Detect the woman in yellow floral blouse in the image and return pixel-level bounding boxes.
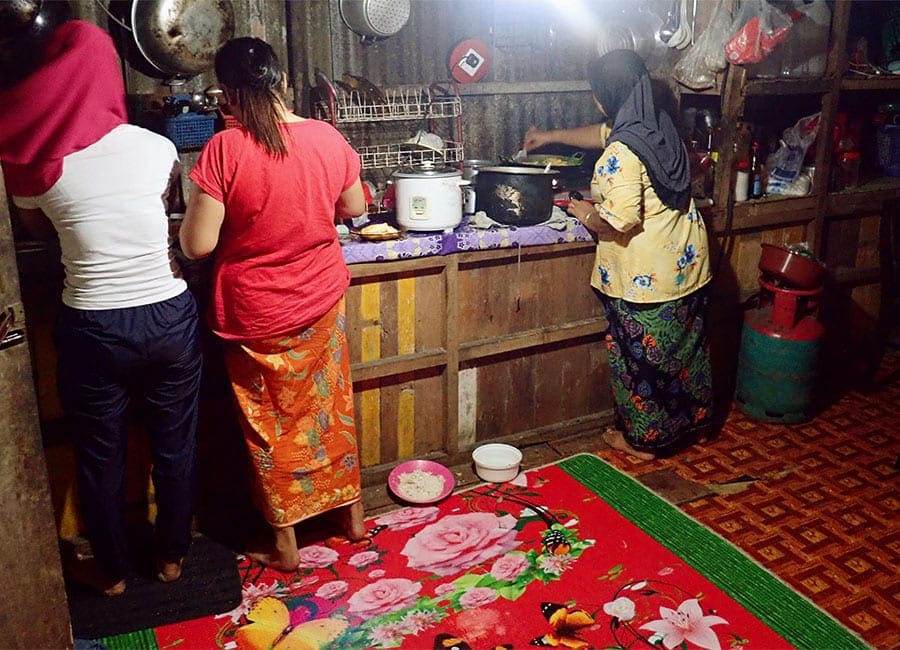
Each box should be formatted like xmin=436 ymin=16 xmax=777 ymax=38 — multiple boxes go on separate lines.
xmin=523 ymin=50 xmax=712 ymax=460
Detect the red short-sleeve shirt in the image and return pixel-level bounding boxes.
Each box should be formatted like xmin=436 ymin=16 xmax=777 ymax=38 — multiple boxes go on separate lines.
xmin=189 ymin=120 xmax=360 ymax=340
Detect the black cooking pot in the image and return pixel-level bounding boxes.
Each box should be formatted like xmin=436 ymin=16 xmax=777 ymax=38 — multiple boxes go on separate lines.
xmin=0 ymin=0 xmax=72 ymax=89
xmin=475 ymin=166 xmax=560 ymax=226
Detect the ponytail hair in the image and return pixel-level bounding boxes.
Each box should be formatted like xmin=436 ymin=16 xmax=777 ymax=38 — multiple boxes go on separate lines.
xmin=215 ymin=37 xmax=288 ymax=157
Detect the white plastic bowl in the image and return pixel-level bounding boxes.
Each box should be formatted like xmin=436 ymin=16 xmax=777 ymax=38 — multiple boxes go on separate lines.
xmin=472 ymin=443 xmax=522 ymax=483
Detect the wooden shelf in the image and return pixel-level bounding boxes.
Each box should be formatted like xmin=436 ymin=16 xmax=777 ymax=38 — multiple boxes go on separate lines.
xmin=743 ymin=77 xmax=834 ymax=96
xmin=705 ymin=195 xmax=820 ymax=232
xmin=840 ymin=76 xmax=900 ymax=91
xmin=455 ymin=81 xmax=590 ymax=97
xmin=826 ymin=177 xmax=900 ymax=215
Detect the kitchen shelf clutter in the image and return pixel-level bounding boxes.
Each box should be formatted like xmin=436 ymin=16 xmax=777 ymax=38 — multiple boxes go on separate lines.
xmin=690 ymin=0 xmax=900 ymax=240
xmin=312 ymin=78 xmax=465 ymax=172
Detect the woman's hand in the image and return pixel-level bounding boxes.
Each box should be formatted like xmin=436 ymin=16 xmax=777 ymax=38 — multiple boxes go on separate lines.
xmin=566 ymin=198 xmax=595 ymax=227
xmin=523 ymin=126 xmax=552 ymax=153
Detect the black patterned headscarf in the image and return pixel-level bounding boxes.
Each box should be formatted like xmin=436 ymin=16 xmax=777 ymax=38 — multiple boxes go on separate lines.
xmin=588 ymin=50 xmax=691 ymax=211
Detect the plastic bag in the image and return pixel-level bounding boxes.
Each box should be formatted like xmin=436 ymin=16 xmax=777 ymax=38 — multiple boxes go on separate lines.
xmin=674 ymin=0 xmax=733 ymax=90
xmin=725 ymin=0 xmax=793 ymax=65
xmin=765 ymin=112 xmax=820 ymax=195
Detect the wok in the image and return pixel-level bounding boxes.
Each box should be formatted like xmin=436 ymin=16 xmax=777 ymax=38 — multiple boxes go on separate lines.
xmin=507 ymin=152 xmax=585 ymax=170
xmin=0 ymin=0 xmax=73 ymax=88
xmin=130 ymin=0 xmax=235 ymax=79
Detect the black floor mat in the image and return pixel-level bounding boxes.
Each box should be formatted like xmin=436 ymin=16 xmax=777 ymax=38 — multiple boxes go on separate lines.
xmin=67 ymin=532 xmax=242 ymax=640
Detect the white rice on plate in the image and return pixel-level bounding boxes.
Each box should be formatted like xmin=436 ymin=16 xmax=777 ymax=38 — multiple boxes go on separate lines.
xmin=397 ymin=468 xmax=445 ymax=501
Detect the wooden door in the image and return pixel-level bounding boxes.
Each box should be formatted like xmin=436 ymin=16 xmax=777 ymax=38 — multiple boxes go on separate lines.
xmin=0 ymin=172 xmax=72 ymax=647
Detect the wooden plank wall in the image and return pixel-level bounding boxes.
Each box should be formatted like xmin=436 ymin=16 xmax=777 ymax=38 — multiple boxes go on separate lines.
xmin=344 ymin=243 xmax=610 ymax=474
xmin=345 ymin=263 xmax=448 ymax=467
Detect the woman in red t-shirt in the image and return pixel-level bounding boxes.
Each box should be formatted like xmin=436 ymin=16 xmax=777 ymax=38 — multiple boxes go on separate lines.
xmin=181 ymin=37 xmax=367 ymax=571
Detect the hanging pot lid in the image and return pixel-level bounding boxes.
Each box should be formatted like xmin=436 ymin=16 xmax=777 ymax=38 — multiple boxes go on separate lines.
xmin=130 ymin=0 xmax=235 ymax=79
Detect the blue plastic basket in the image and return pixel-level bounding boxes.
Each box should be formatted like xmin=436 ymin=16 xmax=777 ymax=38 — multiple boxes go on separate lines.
xmin=163 ymin=111 xmax=217 ymax=150
xmin=876 ymin=124 xmax=900 ymax=177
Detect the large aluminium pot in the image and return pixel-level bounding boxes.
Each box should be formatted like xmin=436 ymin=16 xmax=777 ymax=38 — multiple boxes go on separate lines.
xmin=130 ymin=0 xmax=235 ymax=79
xmin=392 ymin=164 xmax=470 ymax=233
xmin=475 ymin=166 xmax=560 ymax=226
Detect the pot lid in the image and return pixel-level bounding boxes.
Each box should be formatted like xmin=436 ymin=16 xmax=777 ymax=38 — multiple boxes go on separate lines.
xmin=392 ymin=162 xmax=461 ymax=178
xmin=477 ymin=166 xmax=560 ymax=176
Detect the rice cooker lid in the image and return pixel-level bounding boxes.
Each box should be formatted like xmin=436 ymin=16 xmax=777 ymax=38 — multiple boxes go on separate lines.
xmin=392 ymin=161 xmax=461 ymax=179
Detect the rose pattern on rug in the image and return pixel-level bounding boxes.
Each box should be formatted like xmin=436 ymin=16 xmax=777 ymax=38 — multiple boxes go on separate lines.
xmin=151 ymin=463 xmax=793 ymax=649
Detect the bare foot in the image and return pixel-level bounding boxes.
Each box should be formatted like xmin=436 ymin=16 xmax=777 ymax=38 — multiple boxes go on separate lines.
xmin=67 ymin=558 xmax=126 ymax=596
xmin=157 ymin=558 xmax=184 ymax=583
xmin=340 ymin=501 xmax=367 ymax=542
xmin=246 ymin=526 xmax=299 ymax=572
xmin=602 ymin=428 xmax=655 ymax=461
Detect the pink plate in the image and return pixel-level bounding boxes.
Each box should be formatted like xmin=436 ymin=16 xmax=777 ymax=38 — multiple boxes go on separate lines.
xmin=388 ymin=459 xmax=455 ymax=504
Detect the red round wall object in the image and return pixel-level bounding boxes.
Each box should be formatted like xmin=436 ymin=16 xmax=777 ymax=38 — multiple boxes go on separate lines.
xmin=449 ymin=39 xmax=491 ymax=83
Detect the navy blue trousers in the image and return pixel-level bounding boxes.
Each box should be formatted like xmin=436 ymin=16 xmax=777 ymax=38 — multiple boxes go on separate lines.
xmin=55 ymin=290 xmax=202 ymax=580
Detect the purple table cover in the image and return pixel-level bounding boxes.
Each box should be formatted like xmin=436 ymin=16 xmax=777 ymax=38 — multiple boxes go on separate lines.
xmin=341 ymin=216 xmax=593 ymax=265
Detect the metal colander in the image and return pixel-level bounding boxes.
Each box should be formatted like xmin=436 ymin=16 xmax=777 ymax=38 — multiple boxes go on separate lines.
xmin=339 ymin=0 xmax=410 ymax=39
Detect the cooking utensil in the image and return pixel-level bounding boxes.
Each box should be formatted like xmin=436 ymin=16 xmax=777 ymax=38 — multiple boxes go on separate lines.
xmin=596 ymin=10 xmax=666 ymax=71
xmin=0 ymin=0 xmax=73 ymax=88
xmin=462 ymin=159 xmax=496 ymax=215
xmin=0 ymin=0 xmax=42 ymax=39
xmin=658 ymin=0 xmax=678 ymax=43
xmin=130 ymin=0 xmax=235 ymax=80
xmin=475 ymin=166 xmax=559 ymax=227
xmin=339 ymin=0 xmax=410 ymax=42
xmin=514 ymin=152 xmax=584 ymax=170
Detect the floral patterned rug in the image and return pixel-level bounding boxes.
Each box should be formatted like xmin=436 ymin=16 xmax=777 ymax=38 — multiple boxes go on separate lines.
xmin=102 ymin=453 xmax=865 ymax=650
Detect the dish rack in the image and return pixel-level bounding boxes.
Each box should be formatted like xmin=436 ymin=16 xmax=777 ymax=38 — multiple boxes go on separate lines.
xmin=313 ymin=79 xmax=465 ymax=172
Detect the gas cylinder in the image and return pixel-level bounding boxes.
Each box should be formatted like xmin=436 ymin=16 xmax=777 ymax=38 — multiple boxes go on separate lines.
xmin=734 ymin=278 xmax=826 ymax=423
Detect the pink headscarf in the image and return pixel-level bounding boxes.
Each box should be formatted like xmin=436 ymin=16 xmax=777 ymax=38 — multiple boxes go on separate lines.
xmin=0 ymin=20 xmax=127 ymax=196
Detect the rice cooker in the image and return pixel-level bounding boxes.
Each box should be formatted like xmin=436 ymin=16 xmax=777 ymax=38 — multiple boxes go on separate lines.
xmin=391 ymin=163 xmax=470 ymax=232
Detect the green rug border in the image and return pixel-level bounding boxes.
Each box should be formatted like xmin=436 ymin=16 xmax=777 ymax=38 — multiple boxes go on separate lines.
xmin=559 ymin=453 xmax=869 ymax=650
xmin=96 ymin=628 xmax=158 ymax=650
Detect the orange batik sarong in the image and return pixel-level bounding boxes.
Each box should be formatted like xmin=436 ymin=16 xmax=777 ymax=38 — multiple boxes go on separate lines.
xmin=224 ymin=297 xmax=361 ymax=528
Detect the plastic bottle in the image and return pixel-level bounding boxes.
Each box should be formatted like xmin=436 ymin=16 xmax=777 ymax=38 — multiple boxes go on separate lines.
xmin=749 ymin=142 xmax=764 ymax=198
xmin=735 ymin=162 xmax=750 ymax=202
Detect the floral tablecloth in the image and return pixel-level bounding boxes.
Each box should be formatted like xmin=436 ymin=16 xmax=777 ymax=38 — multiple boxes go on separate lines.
xmin=341 ymin=215 xmax=593 ymax=265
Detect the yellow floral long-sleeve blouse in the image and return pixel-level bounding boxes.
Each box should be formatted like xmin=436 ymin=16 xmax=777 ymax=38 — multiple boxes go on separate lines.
xmin=589 ymin=124 xmax=712 ymax=303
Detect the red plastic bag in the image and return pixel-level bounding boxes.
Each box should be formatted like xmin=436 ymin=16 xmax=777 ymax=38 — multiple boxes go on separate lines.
xmin=725 ymin=0 xmax=793 ymax=65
